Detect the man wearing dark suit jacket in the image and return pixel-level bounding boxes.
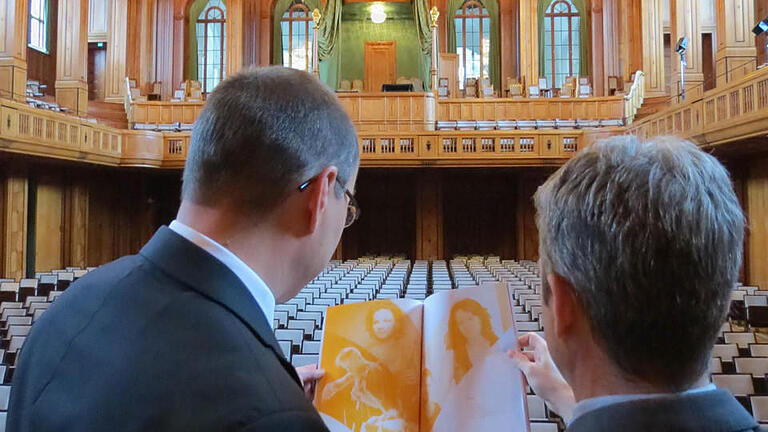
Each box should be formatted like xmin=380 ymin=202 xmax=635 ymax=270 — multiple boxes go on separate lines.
xmin=509 ymin=136 xmax=762 ymax=432
xmin=7 ymin=67 xmax=360 ymax=431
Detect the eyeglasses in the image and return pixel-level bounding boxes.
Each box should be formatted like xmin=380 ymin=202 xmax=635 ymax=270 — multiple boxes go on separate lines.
xmin=298 ymin=176 xmax=361 ymax=228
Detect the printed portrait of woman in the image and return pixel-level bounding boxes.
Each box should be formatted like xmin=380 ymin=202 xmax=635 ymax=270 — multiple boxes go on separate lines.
xmin=317 ymin=301 xmax=421 ymax=432
xmin=445 ymin=298 xmax=499 ymax=385
xmin=431 ymin=298 xmax=524 ymax=431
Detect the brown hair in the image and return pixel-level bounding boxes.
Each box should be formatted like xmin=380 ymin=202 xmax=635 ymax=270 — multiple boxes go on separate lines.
xmin=445 ymin=298 xmax=499 ymax=384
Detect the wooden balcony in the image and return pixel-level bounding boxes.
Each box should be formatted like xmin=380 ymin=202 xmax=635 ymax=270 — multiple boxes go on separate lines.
xmin=627 ymin=67 xmax=768 ymax=150
xmin=1 ymin=74 xmax=645 ymax=169
xmin=0 ymin=100 xmax=122 ymax=165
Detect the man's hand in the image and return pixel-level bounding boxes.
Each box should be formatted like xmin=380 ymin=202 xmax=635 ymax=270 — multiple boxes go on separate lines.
xmin=295 ymin=364 xmax=325 ymax=402
xmin=508 ymin=332 xmax=576 ymax=422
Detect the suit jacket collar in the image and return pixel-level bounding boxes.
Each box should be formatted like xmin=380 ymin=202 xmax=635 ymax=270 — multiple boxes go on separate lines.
xmin=139 ymin=226 xmax=302 ymax=387
xmin=567 ymin=389 xmax=758 ymax=432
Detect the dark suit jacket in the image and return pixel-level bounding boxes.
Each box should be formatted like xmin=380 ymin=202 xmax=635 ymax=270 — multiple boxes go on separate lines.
xmin=7 ymin=227 xmax=329 ymax=432
xmin=568 ymin=389 xmax=764 ymax=432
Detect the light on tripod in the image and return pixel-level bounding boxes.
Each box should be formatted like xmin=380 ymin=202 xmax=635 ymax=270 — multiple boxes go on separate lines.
xmin=676 ymin=37 xmax=688 ymax=101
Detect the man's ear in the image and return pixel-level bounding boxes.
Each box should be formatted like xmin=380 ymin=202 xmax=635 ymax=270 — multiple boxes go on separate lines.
xmin=547 ymin=272 xmax=580 ymax=339
xmin=305 ymin=166 xmax=338 ymax=234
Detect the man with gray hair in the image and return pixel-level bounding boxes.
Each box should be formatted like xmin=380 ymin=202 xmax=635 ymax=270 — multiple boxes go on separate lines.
xmin=8 ymin=67 xmax=357 ymax=431
xmin=510 ymin=136 xmax=761 ymax=431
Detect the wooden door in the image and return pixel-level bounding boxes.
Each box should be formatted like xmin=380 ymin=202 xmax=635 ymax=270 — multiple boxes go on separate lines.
xmin=364 ymin=41 xmax=396 ymax=92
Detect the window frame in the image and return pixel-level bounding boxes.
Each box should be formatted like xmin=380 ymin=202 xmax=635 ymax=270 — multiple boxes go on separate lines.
xmin=198 ymin=3 xmax=226 ymax=94
xmin=454 ymin=0 xmax=490 ymax=89
xmin=280 ymin=3 xmax=314 ymax=72
xmin=544 ymin=0 xmax=580 ymax=88
xmin=28 ymin=0 xmax=49 ymax=54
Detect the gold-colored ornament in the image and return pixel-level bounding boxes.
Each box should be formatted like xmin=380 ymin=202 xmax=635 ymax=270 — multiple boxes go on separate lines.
xmin=429 ymin=6 xmax=439 ymax=28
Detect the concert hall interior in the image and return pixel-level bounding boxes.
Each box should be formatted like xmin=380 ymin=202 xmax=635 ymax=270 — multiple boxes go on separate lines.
xmin=1 ymin=0 xmax=768 ymax=430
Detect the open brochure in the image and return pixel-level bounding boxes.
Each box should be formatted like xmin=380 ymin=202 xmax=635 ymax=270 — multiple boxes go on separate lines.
xmin=314 ymin=284 xmax=529 ymax=432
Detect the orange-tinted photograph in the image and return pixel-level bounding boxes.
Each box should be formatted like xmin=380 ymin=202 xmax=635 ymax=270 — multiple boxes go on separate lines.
xmin=316 ymin=299 xmax=423 ymax=432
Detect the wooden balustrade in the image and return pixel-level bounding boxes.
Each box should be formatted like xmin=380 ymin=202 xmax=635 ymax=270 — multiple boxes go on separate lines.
xmin=628 ymin=67 xmax=768 ymax=147
xmin=131 ymin=101 xmax=205 ymax=126
xmin=356 ymin=130 xmax=583 ymax=167
xmin=0 ymin=99 xmax=122 ymax=165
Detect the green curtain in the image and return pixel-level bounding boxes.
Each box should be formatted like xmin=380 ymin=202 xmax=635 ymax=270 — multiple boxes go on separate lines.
xmin=412 ymin=0 xmax=432 ymax=90
xmin=446 ymin=0 xmax=501 ymax=90
xmin=537 ymin=0 xmax=590 ymax=85
xmin=272 ymin=0 xmax=342 ymax=88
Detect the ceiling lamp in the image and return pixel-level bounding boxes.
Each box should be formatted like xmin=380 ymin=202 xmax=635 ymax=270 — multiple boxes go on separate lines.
xmin=371 ymin=3 xmax=386 ymax=24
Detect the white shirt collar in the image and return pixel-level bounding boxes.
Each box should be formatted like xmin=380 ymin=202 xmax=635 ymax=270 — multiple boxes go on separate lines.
xmin=569 ymin=383 xmax=717 ymax=425
xmin=169 ymin=220 xmax=276 ymax=328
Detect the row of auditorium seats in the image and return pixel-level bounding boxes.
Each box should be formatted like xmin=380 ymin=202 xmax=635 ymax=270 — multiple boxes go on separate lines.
xmin=0 ymin=267 xmax=95 ymax=430
xmin=435 ymin=118 xmax=624 ymax=131
xmin=0 ymin=259 xmax=764 ymax=431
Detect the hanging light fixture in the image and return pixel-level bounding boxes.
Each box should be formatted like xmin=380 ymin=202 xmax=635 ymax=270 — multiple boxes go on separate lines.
xmin=370 ymin=3 xmax=386 ymax=24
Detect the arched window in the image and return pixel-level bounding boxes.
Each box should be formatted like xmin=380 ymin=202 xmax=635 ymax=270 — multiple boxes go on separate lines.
xmin=281 ymin=3 xmax=314 ymax=72
xmin=454 ymin=0 xmax=490 ymax=89
xmin=543 ymin=0 xmax=580 ymax=89
xmin=196 ymin=0 xmax=226 ymax=93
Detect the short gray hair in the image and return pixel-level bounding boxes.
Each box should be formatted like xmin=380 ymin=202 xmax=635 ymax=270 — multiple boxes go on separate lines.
xmin=535 ymin=135 xmax=744 ymax=390
xmin=182 ymin=67 xmax=359 ymax=215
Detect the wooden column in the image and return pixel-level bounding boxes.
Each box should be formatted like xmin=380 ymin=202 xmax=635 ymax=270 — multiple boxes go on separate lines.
xmin=104 ymin=0 xmax=128 ymax=103
xmin=243 ymin=0 xmax=261 ymax=68
xmin=591 ymin=0 xmax=606 ymax=96
xmin=226 ymin=0 xmax=245 ymax=78
xmin=715 ymin=0 xmax=756 ymax=87
xmin=56 ymin=0 xmax=89 ymax=116
xmin=155 ymin=0 xmax=174 ymax=100
xmin=415 ymin=171 xmax=443 ymax=260
xmin=641 ymin=0 xmax=666 ymax=96
xmin=602 ymin=0 xmax=620 ymax=90
xmin=618 ymin=0 xmax=643 ymax=82
xmin=500 ymin=0 xmax=520 ymax=82
xmin=519 ymin=0 xmax=538 ymax=86
xmin=172 ymin=7 xmax=185 ymax=91
xmin=3 ymin=176 xmax=28 ymax=280
xmin=258 ymin=0 xmax=271 ymax=66
xmin=670 ymin=0 xmax=704 ymax=102
xmin=0 ymin=0 xmax=29 ymax=101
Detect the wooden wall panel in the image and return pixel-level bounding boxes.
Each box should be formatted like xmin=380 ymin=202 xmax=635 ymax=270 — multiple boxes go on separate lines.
xmin=747 ymin=157 xmax=768 ymax=289
xmin=500 ymin=0 xmax=520 ymax=83
xmin=442 ymin=170 xmax=519 ymax=259
xmin=88 ymin=0 xmax=110 ymax=42
xmin=714 ymin=0 xmax=756 ymax=86
xmin=27 ymin=0 xmax=59 ymax=94
xmin=64 ymin=182 xmax=89 ymax=269
xmin=34 ymin=181 xmax=64 ymax=273
xmin=641 ymin=0 xmax=667 ymax=96
xmin=0 ymin=155 xmax=180 ymax=277
xmin=341 ymin=170 xmax=417 ymax=259
xmin=3 ymin=176 xmax=28 ymax=280
xmin=416 ymin=171 xmax=443 ymax=260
